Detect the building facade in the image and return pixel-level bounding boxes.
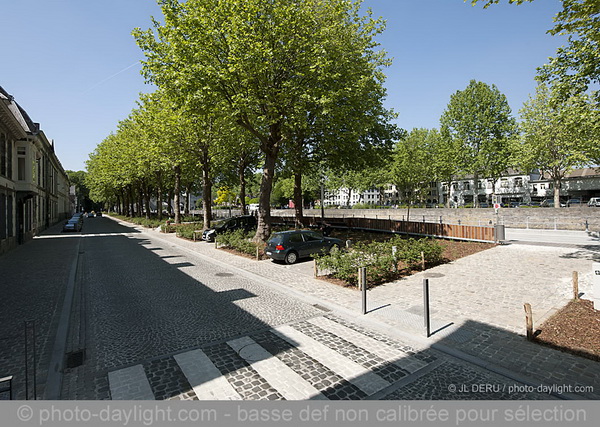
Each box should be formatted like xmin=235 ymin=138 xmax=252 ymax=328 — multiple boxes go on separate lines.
xmin=0 ymin=86 xmax=70 ymax=255
xmin=322 ymin=168 xmax=600 ymax=209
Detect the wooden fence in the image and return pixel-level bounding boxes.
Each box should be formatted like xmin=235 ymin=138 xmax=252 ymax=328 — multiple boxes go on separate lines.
xmin=271 ymin=215 xmax=496 ymax=243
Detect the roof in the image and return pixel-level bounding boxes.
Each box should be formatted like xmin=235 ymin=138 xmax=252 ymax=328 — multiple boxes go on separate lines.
xmin=0 ymin=85 xmax=38 ymax=136
xmin=537 ymin=168 xmax=600 ymax=180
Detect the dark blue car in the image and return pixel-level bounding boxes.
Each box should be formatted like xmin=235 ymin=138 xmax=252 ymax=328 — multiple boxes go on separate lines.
xmin=265 ymin=230 xmax=344 ymax=264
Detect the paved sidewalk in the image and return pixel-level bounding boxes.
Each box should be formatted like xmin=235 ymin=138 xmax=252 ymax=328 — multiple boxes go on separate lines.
xmin=132 ymin=221 xmax=599 ymax=400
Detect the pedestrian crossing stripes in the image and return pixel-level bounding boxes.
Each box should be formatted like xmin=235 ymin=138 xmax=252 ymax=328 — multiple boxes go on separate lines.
xmin=108 ymin=315 xmax=435 ymax=400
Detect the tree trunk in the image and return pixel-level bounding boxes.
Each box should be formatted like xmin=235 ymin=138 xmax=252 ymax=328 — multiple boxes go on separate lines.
xmin=144 ymin=185 xmax=151 ymax=220
xmin=173 ymin=165 xmax=181 ymax=224
xmin=473 ymin=172 xmax=479 ymax=208
xmin=239 ymin=164 xmax=247 ymax=216
xmin=202 ymin=161 xmax=212 ymax=230
xmin=554 ymin=178 xmax=561 ymax=208
xmin=167 ymin=190 xmax=173 ymax=216
xmin=129 ymin=186 xmax=135 ymax=217
xmin=293 ymin=171 xmax=304 ymax=228
xmin=184 ymin=186 xmax=190 ymax=216
xmin=254 ymin=148 xmax=277 ymax=243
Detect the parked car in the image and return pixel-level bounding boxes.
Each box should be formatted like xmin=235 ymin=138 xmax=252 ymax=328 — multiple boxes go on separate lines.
xmin=96 ymin=211 xmax=103 ymax=217
xmin=63 ymin=218 xmax=82 ymax=232
xmin=588 ymin=197 xmax=600 ymax=207
xmin=509 ymin=202 xmax=520 ymax=208
xmin=202 ymin=215 xmax=257 ymax=242
xmin=566 ymin=198 xmax=581 ymax=207
xmin=540 ymin=199 xmax=566 ymax=207
xmin=265 ymin=230 xmax=344 ymax=264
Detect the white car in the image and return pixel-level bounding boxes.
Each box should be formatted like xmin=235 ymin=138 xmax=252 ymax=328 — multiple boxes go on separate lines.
xmin=588 ymin=197 xmax=600 ymax=207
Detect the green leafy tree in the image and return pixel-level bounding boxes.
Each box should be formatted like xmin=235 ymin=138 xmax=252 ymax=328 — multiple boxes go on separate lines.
xmin=388 ymin=129 xmax=438 ymax=219
xmin=133 ymin=0 xmax=391 ymax=243
xmin=66 ymin=170 xmax=92 ymax=212
xmin=440 ymin=80 xmax=517 ymax=207
xmin=470 ymin=0 xmax=600 ymax=104
xmin=518 ymin=83 xmax=598 ymax=207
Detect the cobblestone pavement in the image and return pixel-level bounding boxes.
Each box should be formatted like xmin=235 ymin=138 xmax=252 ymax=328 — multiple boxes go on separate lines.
xmin=135 ymin=220 xmax=599 ymax=400
xmin=106 ymin=314 xmax=550 ymax=401
xmin=0 ymin=222 xmax=79 ymax=400
xmin=3 ymin=215 xmax=598 ymax=401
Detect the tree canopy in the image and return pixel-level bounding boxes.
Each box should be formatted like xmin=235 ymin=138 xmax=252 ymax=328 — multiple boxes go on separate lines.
xmin=440 ymin=80 xmax=517 ymax=206
xmin=470 ymin=0 xmax=600 ymax=104
xmin=518 ymin=83 xmax=599 ymax=206
xmin=133 ymin=0 xmax=394 ymax=242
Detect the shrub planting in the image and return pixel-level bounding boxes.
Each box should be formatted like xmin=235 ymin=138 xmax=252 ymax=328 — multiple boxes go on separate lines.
xmin=315 ymin=236 xmax=443 ymax=287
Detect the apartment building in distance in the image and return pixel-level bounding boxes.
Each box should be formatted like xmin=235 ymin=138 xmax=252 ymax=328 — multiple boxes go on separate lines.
xmin=0 ymin=85 xmax=70 ymax=255
xmin=322 ymin=168 xmax=600 ymax=208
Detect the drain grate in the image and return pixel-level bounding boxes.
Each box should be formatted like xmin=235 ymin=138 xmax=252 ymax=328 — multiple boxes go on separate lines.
xmin=65 ymin=350 xmax=86 ymax=368
xmin=215 ymin=273 xmax=234 ymax=277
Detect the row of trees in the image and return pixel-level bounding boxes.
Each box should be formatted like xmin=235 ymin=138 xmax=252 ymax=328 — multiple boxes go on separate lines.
xmin=86 ymin=0 xmax=599 ymax=242
xmin=87 ymin=0 xmax=399 ymax=243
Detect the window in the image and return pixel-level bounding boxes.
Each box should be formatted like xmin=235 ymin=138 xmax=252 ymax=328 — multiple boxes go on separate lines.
xmin=303 ymin=232 xmax=322 ymax=242
xmin=7 ymin=195 xmax=12 ymax=237
xmin=289 ymin=233 xmax=303 ymax=243
xmin=464 ymin=182 xmax=470 ymax=190
xmin=540 ymin=184 xmax=546 ymax=189
xmin=17 ymin=146 xmax=26 ymax=181
xmin=501 ymin=179 xmax=509 ymax=188
xmin=515 ymin=178 xmax=523 ymax=187
xmin=0 ymin=133 xmax=6 ymax=177
xmin=0 ymin=194 xmax=6 ymax=240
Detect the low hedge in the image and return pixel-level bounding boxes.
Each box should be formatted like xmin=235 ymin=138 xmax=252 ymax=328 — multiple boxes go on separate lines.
xmin=217 ymin=229 xmax=262 ymax=257
xmin=315 ymin=236 xmax=443 ymax=287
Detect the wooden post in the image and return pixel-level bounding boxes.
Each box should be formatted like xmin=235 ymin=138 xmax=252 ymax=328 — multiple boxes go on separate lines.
xmin=256 ymin=246 xmax=260 ymax=261
xmin=421 ymin=251 xmax=425 ymax=271
xmin=314 ymin=260 xmax=318 ymax=277
xmin=524 ymin=303 xmax=534 ymax=341
xmin=572 ymin=271 xmax=579 ymax=300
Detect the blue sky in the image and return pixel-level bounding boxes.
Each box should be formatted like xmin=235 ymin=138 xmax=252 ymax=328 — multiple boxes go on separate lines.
xmin=0 ymin=0 xmax=563 ymax=171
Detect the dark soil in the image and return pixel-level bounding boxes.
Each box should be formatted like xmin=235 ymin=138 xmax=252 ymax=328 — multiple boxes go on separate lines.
xmin=317 ymin=230 xmax=495 ymax=288
xmin=534 ymin=299 xmax=600 ymax=362
xmin=328 ymin=229 xmax=494 ymax=262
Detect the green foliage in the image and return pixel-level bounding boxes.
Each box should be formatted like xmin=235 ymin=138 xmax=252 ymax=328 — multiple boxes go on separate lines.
xmin=470 ymin=0 xmax=600 ymax=105
xmin=133 ymin=0 xmax=395 ymax=242
xmin=440 ymin=80 xmax=518 ymax=206
xmin=518 ymin=83 xmax=599 ymax=206
xmin=217 ymin=229 xmax=260 ymax=256
xmin=175 ymin=223 xmax=205 ymax=239
xmin=111 ymin=214 xmax=169 ymax=229
xmin=315 ymin=236 xmax=443 ymax=286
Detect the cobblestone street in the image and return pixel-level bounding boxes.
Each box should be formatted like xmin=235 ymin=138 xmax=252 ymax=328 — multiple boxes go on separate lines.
xmin=1 ymin=215 xmax=598 ymax=401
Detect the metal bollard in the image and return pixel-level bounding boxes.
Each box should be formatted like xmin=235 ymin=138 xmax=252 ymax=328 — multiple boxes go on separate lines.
xmin=423 ymin=279 xmax=431 ymax=337
xmin=359 ymin=267 xmax=367 ymax=315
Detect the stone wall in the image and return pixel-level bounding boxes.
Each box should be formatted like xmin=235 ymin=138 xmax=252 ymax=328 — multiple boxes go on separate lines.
xmin=272 ymin=207 xmax=600 ymax=232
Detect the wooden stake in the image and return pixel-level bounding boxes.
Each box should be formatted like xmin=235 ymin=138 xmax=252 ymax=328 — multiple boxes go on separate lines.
xmin=314 ymin=260 xmax=318 ymax=277
xmin=524 ymin=303 xmax=533 ymax=341
xmin=421 ymin=251 xmax=425 ymax=271
xmin=572 ymin=271 xmax=579 ymax=300
xmin=256 ymin=246 xmax=260 ymax=260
